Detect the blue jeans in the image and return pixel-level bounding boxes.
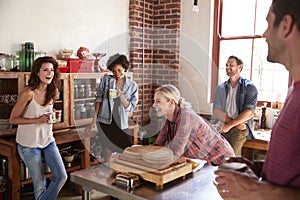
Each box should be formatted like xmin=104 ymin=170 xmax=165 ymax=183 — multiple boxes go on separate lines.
xmin=18 ymin=142 xmax=68 ymax=200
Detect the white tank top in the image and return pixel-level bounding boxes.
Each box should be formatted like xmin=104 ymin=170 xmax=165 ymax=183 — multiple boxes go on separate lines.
xmin=16 ymin=94 xmax=55 ymax=148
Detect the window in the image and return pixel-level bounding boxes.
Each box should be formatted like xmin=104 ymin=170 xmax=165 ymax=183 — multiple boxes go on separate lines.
xmin=212 ymin=0 xmax=289 ymax=103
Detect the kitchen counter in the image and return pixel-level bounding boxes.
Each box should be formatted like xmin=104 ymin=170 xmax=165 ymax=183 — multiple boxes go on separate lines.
xmin=252 ymin=129 xmax=271 ymax=141
xmin=70 ymin=163 xmax=222 ymax=200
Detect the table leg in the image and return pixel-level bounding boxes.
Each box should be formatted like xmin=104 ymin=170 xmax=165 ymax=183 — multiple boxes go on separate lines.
xmin=82 ymin=186 xmax=91 ymax=200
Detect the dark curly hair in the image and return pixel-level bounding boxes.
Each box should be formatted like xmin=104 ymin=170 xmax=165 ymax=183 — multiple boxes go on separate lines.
xmin=28 ymin=56 xmax=61 ymax=106
xmin=106 ymin=53 xmax=129 ymax=72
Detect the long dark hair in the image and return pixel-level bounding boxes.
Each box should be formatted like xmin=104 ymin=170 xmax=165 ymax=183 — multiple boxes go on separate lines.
xmin=28 ymin=56 xmax=61 ymax=105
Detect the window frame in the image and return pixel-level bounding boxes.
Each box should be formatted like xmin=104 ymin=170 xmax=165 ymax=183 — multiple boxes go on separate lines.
xmin=211 ymin=0 xmax=292 ymax=102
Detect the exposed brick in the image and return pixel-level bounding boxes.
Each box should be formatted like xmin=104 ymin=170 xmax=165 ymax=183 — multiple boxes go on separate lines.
xmin=129 ymin=0 xmax=180 ymax=124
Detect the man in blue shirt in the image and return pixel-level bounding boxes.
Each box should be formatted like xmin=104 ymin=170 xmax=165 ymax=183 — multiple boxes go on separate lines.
xmin=213 ymin=55 xmax=258 ymax=155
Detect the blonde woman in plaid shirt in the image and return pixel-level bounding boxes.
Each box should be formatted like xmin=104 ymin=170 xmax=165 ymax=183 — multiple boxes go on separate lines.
xmin=153 ymin=84 xmax=234 ymax=165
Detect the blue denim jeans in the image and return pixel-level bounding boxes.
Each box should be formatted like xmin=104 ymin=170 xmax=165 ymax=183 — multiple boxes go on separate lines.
xmin=17 ymin=142 xmax=68 ymax=200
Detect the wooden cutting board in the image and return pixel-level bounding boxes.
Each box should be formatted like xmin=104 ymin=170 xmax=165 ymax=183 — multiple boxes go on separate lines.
xmin=109 ymin=159 xmax=193 ymax=188
xmin=113 ymin=156 xmax=187 ymax=174
xmin=117 ymin=154 xmax=186 ymax=170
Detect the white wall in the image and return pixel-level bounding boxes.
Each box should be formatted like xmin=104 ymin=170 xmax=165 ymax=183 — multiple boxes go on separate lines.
xmin=0 ymin=0 xmax=129 ymax=57
xmin=180 ymin=0 xmax=213 ymax=114
xmin=0 ymin=0 xmax=213 ymax=114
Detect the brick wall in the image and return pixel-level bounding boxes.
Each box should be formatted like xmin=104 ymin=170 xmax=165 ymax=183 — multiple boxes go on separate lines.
xmin=129 ymin=0 xmax=180 ymax=125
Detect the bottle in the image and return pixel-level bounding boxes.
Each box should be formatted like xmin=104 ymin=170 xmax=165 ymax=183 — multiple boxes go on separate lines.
xmin=19 ymin=44 xmax=26 ymax=72
xmin=25 ymin=42 xmax=34 ymax=72
xmin=253 ymin=118 xmax=260 ymax=130
xmin=260 ymin=107 xmax=267 ymax=129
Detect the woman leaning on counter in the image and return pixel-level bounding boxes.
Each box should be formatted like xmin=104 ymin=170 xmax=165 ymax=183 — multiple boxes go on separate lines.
xmin=87 ymin=53 xmax=138 ymax=162
xmin=153 ymin=84 xmax=235 ymax=165
xmin=9 ymin=56 xmax=67 ymax=200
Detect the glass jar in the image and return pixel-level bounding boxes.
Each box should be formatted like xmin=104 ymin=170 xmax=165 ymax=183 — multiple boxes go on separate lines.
xmin=75 ymin=104 xmax=83 ymax=120
xmin=85 ymin=102 xmax=95 ymax=118
xmin=0 ymin=53 xmax=6 ymax=71
xmin=74 ymin=85 xmax=79 ymax=99
xmin=5 ymin=54 xmax=14 ymax=70
xmin=80 ymin=104 xmax=87 ymax=119
xmin=14 ymin=55 xmax=19 ymax=69
xmin=85 ymin=84 xmax=92 ymax=97
xmin=34 ymin=51 xmax=46 ymax=59
xmin=79 ymin=85 xmax=85 ymax=98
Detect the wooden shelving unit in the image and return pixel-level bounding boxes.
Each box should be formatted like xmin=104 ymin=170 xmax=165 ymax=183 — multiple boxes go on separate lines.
xmin=0 ymin=72 xmax=137 ymax=200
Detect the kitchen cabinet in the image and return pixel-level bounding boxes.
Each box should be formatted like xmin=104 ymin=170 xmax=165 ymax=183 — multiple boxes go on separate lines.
xmin=0 ymin=71 xmax=138 ymax=200
xmin=69 ymin=73 xmax=104 ymax=127
xmin=0 ymin=73 xmax=26 ymax=121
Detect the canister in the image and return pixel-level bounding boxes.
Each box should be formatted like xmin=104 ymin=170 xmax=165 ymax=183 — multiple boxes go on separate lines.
xmin=74 ymin=85 xmax=79 ymax=99
xmin=253 ymin=118 xmax=260 ymax=130
xmin=85 ymin=84 xmax=92 ymax=97
xmin=79 ymin=85 xmax=85 ymax=98
xmin=0 ymin=53 xmax=6 ymax=70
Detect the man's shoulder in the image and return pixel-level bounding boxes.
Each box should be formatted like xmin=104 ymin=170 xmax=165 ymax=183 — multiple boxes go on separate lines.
xmin=239 ymin=77 xmax=257 ymax=88
xmin=217 ymin=80 xmax=229 ymax=88
xmin=239 ymin=77 xmax=254 ymax=84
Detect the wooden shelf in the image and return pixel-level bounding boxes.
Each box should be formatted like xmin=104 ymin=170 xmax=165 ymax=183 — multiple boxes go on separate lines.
xmin=20 ymin=164 xmax=82 ymax=187
xmin=0 ymin=103 xmax=15 ymax=106
xmin=74 ymin=97 xmax=95 ymax=102
xmin=54 ymin=128 xmax=97 ymax=144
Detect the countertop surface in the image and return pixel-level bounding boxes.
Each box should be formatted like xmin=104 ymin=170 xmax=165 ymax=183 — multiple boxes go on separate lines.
xmin=71 ymin=162 xmax=222 ymax=200
xmin=252 ymin=129 xmax=272 ymax=141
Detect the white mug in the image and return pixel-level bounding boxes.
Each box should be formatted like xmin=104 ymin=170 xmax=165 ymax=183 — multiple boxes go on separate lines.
xmin=48 ymin=112 xmax=57 ymax=123
xmin=109 ymin=89 xmax=117 ymax=98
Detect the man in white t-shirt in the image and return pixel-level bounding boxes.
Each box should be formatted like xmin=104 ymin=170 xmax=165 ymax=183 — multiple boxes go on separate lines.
xmin=213 ymin=55 xmax=258 ymax=155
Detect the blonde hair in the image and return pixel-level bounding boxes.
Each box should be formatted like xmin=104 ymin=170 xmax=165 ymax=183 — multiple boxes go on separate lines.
xmin=155 ymin=84 xmax=192 ymax=108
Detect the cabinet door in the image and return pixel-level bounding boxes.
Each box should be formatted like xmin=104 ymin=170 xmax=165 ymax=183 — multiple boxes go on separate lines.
xmin=53 ymin=73 xmax=70 ymax=129
xmin=0 ymin=72 xmax=26 ymax=130
xmin=70 ymin=73 xmax=104 ymax=127
xmin=24 ymin=73 xmax=70 ymax=130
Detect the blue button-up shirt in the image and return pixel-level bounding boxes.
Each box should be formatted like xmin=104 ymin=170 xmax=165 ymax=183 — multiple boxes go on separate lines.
xmin=95 ymin=74 xmax=138 ymax=130
xmin=213 ymin=77 xmax=258 ymax=139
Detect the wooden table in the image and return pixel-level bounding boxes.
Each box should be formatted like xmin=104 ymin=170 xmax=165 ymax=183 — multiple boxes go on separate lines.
xmin=241 ymin=129 xmax=271 ymax=160
xmin=70 ymin=163 xmax=222 ymax=200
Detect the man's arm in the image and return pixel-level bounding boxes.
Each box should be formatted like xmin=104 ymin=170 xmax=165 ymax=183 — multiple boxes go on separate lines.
xmin=226 ymin=109 xmax=254 ymax=129
xmin=214 ymin=109 xmax=254 ymax=133
xmin=213 ymin=108 xmax=232 ymax=123
xmin=215 ymin=169 xmax=300 ymax=200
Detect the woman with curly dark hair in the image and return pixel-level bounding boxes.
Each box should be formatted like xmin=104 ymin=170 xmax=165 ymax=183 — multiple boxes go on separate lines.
xmin=10 ymin=56 xmax=67 ymax=200
xmin=87 ymin=53 xmax=138 ymax=162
